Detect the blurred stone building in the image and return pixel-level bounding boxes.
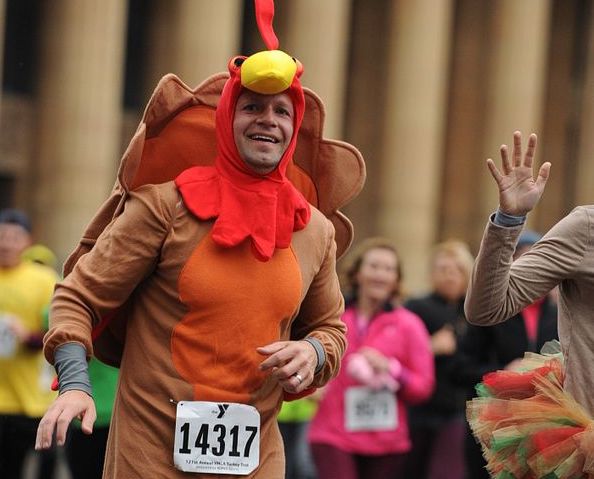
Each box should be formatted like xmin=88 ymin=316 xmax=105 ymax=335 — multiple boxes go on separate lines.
xmin=1 ymin=0 xmax=593 ymax=292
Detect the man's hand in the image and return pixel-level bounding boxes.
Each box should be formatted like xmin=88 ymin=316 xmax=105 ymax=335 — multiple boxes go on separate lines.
xmin=257 ymin=340 xmax=317 ymax=394
xmin=431 ymin=325 xmax=457 ymax=356
xmin=3 ymin=314 xmax=28 ymax=343
xmin=35 ymin=390 xmax=96 ymax=450
xmin=486 ymin=131 xmax=551 ymax=216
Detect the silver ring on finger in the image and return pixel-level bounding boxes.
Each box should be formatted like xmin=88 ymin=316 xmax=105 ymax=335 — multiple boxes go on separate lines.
xmin=293 ymin=373 xmax=303 ymax=384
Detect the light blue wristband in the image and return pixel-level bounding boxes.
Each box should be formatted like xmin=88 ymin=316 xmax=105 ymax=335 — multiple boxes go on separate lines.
xmin=493 ymin=208 xmax=526 ymax=227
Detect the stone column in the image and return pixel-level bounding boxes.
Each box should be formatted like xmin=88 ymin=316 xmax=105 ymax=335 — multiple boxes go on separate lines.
xmin=35 ymin=0 xmax=128 ymax=263
xmin=341 ymin=0 xmax=391 ymax=242
xmin=575 ymin=5 xmax=594 ymax=206
xmin=281 ymin=0 xmax=352 ymax=139
xmin=377 ymin=0 xmax=453 ymax=292
xmin=534 ymin=0 xmax=577 ymax=229
xmin=144 ymin=0 xmax=242 ymax=95
xmin=440 ymin=0 xmax=492 ymax=248
xmin=478 ymin=0 xmax=551 ymax=223
xmin=0 ymin=0 xmax=5 ymax=125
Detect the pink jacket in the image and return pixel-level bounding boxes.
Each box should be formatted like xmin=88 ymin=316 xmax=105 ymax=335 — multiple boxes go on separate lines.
xmin=308 ymin=305 xmax=435 ymax=455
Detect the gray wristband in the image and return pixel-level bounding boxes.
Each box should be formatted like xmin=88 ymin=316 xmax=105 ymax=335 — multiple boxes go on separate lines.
xmin=493 ymin=208 xmax=526 ymax=227
xmin=303 ymin=337 xmax=326 ymax=375
xmin=54 ymin=343 xmax=92 ymax=397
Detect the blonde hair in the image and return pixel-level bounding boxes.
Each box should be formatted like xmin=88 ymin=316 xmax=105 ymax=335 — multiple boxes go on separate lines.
xmin=340 ymin=237 xmax=402 ymax=302
xmin=430 ymin=240 xmax=474 ymax=286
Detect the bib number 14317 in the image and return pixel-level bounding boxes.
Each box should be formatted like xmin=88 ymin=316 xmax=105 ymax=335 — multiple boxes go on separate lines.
xmin=174 ymin=401 xmax=260 ymax=475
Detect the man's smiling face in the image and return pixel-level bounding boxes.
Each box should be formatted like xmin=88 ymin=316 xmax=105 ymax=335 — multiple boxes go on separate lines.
xmin=232 ymin=90 xmax=295 ymax=175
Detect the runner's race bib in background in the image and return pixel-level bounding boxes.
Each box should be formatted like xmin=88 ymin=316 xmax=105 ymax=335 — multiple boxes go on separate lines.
xmin=0 ymin=315 xmax=17 ymax=358
xmin=344 ymin=386 xmax=398 ymax=432
xmin=174 ymin=401 xmax=260 ymax=475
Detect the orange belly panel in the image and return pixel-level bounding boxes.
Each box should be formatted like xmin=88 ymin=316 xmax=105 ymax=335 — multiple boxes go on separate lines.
xmin=171 ymin=233 xmax=302 ymax=403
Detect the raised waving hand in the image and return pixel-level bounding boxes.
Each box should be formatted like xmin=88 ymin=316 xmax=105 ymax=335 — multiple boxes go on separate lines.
xmin=487 ymin=131 xmax=551 ymax=216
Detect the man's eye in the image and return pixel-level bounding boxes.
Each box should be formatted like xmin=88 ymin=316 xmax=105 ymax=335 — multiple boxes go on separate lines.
xmin=277 ymin=108 xmax=291 ymax=116
xmin=243 ymin=104 xmax=258 ymax=111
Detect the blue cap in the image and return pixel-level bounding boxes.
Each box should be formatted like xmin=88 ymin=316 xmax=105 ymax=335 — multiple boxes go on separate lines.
xmin=0 ymin=208 xmax=32 ymax=233
xmin=517 ymin=229 xmax=542 ymax=247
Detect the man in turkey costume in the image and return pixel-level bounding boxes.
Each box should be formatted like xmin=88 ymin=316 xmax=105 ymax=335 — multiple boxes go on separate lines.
xmin=34 ymin=2 xmax=365 ymax=477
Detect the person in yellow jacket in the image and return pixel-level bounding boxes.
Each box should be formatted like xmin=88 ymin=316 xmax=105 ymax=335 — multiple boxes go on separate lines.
xmin=0 ymin=209 xmax=57 ymax=478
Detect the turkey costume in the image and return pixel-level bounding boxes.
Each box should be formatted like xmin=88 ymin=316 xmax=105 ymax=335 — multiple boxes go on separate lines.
xmin=43 ymin=2 xmax=365 ymax=477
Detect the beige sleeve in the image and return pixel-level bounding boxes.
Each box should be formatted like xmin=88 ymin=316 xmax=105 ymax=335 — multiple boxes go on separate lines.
xmin=292 ymin=218 xmax=346 ymax=387
xmin=44 ymin=184 xmax=176 ymax=363
xmin=465 ymin=207 xmax=591 ymax=326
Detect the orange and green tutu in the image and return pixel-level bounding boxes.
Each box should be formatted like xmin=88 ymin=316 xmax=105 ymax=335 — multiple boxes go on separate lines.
xmin=467 ymin=341 xmax=594 ymax=479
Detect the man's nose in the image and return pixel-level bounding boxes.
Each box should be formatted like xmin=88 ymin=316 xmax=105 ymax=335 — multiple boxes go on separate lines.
xmin=256 ymin=105 xmax=277 ymax=126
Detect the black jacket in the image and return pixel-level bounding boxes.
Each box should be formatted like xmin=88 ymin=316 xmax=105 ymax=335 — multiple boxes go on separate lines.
xmin=453 ymin=295 xmax=558 ymax=389
xmin=405 ymin=292 xmax=468 ymax=416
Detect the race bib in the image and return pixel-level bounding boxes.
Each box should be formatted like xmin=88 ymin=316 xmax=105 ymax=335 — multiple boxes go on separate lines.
xmin=0 ymin=316 xmax=17 ymax=358
xmin=174 ymin=401 xmax=260 ymax=475
xmin=344 ymin=386 xmax=398 ymax=432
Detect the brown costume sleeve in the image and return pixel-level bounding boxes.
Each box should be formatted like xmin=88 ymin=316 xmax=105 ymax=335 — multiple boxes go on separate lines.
xmin=292 ymin=217 xmax=346 ymax=387
xmin=44 ymin=183 xmax=177 ymax=364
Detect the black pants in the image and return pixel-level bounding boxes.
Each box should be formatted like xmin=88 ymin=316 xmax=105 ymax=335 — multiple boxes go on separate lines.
xmin=65 ymin=426 xmax=110 ymax=479
xmin=0 ymin=414 xmax=41 ymax=479
xmin=279 ymin=421 xmax=317 ymax=479
xmin=464 ymin=423 xmax=490 ymax=479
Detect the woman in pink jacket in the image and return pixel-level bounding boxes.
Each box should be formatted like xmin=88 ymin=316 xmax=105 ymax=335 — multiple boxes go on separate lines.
xmin=308 ymin=238 xmax=435 ymax=478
